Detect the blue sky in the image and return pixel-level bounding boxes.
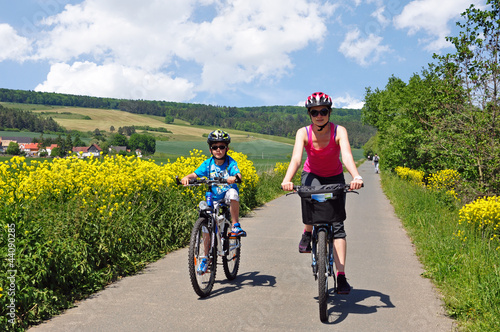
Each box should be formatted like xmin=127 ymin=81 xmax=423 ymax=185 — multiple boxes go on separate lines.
xmin=0 ymin=0 xmax=485 ymax=108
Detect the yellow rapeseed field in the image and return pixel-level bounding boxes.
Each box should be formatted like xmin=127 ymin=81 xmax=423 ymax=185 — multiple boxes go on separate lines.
xmin=0 ymin=151 xmax=258 ymax=211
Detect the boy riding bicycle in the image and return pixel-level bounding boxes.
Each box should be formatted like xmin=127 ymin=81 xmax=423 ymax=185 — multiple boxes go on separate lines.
xmin=181 ymin=129 xmax=246 ymax=273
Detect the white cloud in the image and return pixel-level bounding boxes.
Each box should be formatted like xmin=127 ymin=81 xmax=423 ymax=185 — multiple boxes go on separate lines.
xmin=371 ymin=6 xmax=390 ymax=28
xmin=393 ymin=0 xmax=482 ymax=51
xmin=296 ymin=93 xmax=364 ymax=109
xmin=332 ymin=94 xmax=364 ymax=109
xmin=0 ymin=24 xmax=31 ymax=61
xmin=35 ymin=62 xmax=194 ymax=101
xmin=338 ymin=28 xmax=391 ymax=66
xmin=27 ymin=0 xmax=336 ymax=100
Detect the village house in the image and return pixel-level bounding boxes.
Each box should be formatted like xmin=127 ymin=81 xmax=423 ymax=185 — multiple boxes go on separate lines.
xmin=72 ymin=143 xmax=102 ymax=158
xmin=19 ymin=142 xmax=41 ymax=156
xmin=44 ymin=144 xmax=59 ymax=156
xmin=0 ymin=136 xmax=32 ymax=153
xmin=109 ymin=145 xmax=128 ymax=154
xmin=109 ymin=146 xmax=142 ymax=157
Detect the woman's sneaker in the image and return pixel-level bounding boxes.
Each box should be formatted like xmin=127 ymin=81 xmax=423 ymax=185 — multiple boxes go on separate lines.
xmin=299 ymin=231 xmax=312 ymax=253
xmin=231 ymin=223 xmax=247 ymax=237
xmin=336 ymin=274 xmax=351 ymax=294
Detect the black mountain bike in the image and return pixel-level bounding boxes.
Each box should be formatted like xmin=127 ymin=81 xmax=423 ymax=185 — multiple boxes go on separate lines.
xmin=286 ymin=183 xmax=361 ymax=322
xmin=177 ymin=176 xmax=242 ymax=298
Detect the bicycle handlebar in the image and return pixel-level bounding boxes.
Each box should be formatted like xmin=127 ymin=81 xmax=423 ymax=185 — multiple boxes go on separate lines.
xmin=284 ymin=183 xmax=363 ymax=196
xmin=176 ymin=175 xmax=242 ymax=186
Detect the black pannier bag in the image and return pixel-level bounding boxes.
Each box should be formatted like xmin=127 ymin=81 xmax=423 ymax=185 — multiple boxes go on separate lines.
xmin=297 ymin=184 xmax=346 ymax=225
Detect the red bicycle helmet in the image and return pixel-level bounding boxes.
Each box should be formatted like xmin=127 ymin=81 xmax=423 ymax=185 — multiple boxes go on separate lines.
xmin=305 ymin=92 xmax=332 ymax=109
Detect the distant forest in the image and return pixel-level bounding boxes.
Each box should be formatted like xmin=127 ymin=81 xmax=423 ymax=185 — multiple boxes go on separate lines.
xmin=0 ymin=104 xmax=63 ymax=133
xmin=0 ymin=88 xmax=375 ymax=148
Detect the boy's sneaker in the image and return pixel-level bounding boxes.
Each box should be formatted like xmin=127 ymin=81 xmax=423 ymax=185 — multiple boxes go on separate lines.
xmin=231 ymin=223 xmax=247 ymax=237
xmin=197 ymin=257 xmax=208 ymax=275
xmin=336 ymin=274 xmax=351 ymax=294
xmin=299 ymin=231 xmax=312 ymax=253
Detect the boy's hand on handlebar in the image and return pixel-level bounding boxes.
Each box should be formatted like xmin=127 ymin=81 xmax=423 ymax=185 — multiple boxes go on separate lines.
xmin=180 ymin=176 xmax=191 ymax=186
xmin=227 ymin=174 xmax=242 ymax=184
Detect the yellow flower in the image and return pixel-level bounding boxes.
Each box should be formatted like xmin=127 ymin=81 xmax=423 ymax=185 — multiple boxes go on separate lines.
xmin=395 ymin=166 xmax=424 ymax=185
xmin=459 ymin=196 xmax=500 ymax=245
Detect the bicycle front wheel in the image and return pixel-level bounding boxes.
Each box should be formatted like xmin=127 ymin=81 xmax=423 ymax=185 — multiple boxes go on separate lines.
xmin=188 ymin=217 xmax=217 ymax=297
xmin=317 ymin=229 xmax=329 ymax=322
xmin=222 ymin=223 xmax=241 ymax=280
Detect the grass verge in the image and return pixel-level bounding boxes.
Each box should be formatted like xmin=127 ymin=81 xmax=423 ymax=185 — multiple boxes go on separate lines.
xmin=381 ymin=172 xmax=500 ymax=331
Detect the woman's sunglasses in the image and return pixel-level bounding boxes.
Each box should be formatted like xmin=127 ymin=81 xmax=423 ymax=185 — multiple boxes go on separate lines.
xmin=309 ymin=108 xmax=330 ymax=117
xmin=211 ymin=145 xmax=227 ymax=151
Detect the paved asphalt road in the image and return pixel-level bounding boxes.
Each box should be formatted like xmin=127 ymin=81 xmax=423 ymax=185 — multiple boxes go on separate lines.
xmin=30 ymin=161 xmax=454 ymax=331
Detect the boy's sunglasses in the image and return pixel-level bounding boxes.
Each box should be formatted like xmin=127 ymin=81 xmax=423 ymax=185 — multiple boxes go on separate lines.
xmin=211 ymin=145 xmax=227 ymax=151
xmin=309 ymin=108 xmax=330 ymax=117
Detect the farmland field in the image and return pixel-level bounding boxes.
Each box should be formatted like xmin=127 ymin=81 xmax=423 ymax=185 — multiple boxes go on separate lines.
xmin=1 ymin=102 xmax=365 ymax=169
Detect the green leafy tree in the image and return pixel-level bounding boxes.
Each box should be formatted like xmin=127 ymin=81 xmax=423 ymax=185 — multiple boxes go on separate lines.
xmin=128 ymin=133 xmax=156 ymax=155
xmin=50 ymin=147 xmax=62 ymax=158
xmin=363 ymin=75 xmax=436 ymax=171
xmin=108 ymin=133 xmax=128 ymax=147
xmin=65 ymin=133 xmax=74 ymax=153
xmin=363 ymin=1 xmax=500 ymax=197
xmin=72 ymin=133 xmax=86 ymax=147
xmin=6 ymin=142 xmax=22 ymax=155
xmin=165 ymin=115 xmax=174 ymax=124
xmin=93 ymin=128 xmax=102 ymax=139
xmin=429 ymin=0 xmax=500 ymax=195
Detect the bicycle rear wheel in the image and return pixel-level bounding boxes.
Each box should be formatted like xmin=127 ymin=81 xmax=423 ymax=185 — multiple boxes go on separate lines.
xmin=317 ymin=229 xmax=329 ymax=322
xmin=188 ymin=217 xmax=217 ymax=297
xmin=222 ymin=223 xmax=241 ymax=280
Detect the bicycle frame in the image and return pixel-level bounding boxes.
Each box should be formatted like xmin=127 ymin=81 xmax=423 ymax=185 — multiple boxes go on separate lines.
xmin=198 ymin=201 xmax=235 ymax=258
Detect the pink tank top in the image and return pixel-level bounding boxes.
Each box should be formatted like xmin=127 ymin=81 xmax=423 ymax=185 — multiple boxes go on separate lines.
xmin=303 ymin=123 xmax=343 ymax=177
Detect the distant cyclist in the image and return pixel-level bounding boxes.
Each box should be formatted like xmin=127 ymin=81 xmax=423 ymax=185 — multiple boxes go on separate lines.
xmin=373 ymin=154 xmax=379 ymax=173
xmin=281 ymin=92 xmax=363 ymax=294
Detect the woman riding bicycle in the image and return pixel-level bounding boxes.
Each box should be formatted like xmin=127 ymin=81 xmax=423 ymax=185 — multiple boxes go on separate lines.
xmin=281 ymin=92 xmax=363 ymax=294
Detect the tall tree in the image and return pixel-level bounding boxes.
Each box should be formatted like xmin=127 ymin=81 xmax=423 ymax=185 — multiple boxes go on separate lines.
xmin=429 ymin=0 xmax=500 ymax=195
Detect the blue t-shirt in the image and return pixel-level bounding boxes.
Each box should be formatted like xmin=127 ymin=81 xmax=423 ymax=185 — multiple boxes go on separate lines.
xmin=194 ymin=156 xmax=240 ymax=201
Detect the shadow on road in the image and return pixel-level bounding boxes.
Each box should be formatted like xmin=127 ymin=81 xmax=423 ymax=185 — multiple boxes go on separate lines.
xmin=322 ymin=288 xmax=395 ymax=324
xmin=198 ymin=271 xmax=276 ymax=299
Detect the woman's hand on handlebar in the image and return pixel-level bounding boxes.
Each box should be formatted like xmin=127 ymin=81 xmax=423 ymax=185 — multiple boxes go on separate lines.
xmin=349 ymin=178 xmax=363 ymax=190
xmin=281 ymin=181 xmax=295 ymax=191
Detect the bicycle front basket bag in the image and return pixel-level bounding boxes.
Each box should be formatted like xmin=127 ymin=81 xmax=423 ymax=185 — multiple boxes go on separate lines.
xmin=298 ymin=185 xmax=346 ymax=225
